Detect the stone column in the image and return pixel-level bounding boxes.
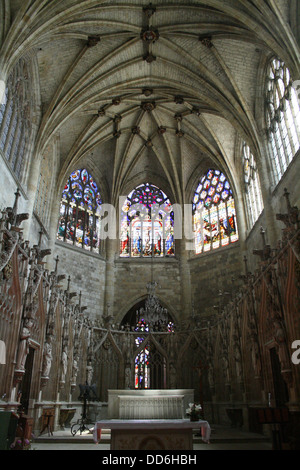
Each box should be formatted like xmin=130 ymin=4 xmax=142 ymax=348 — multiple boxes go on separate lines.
xmin=0 ymin=52 xmax=9 ymax=104
xmin=22 ymin=153 xmax=42 ymax=242
xmin=46 ymin=196 xmax=61 ymax=270
xmin=0 ymin=74 xmax=6 ymax=106
xmin=257 ymin=138 xmax=280 ymax=248
xmin=177 ymin=203 xmax=193 ymax=321
xmin=104 ymin=238 xmax=117 ymax=320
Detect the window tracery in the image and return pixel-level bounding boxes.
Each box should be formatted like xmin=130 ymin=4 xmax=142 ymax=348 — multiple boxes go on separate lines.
xmin=121 ymin=292 xmax=174 ymax=390
xmin=0 ymin=58 xmax=32 ymax=180
xmin=193 ymin=169 xmax=238 ymax=254
xmin=120 ymin=183 xmax=175 ymax=258
xmin=57 ymin=169 xmax=102 ymax=252
xmin=243 ymin=143 xmax=264 ymax=228
xmin=266 ymin=58 xmax=300 ymax=185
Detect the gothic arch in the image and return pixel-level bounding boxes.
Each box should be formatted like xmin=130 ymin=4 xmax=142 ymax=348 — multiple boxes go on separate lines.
xmin=94 ymin=329 xmax=124 ymax=401
xmin=133 ymin=332 xmax=168 ymax=363
xmin=117 ymin=294 xmax=178 ymax=327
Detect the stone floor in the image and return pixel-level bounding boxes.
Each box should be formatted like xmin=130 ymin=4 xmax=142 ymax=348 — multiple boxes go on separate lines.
xmin=32 ymin=424 xmax=273 ymax=451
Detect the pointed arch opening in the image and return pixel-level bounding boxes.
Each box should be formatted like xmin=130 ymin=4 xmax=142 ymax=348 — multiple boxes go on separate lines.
xmin=121 ymin=293 xmax=175 ymax=390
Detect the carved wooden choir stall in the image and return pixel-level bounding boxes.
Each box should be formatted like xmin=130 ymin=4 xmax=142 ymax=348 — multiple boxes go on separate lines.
xmin=0 ymin=188 xmax=299 ymax=449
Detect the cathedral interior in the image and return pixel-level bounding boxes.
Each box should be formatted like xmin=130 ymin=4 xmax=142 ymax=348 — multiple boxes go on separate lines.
xmin=0 ymin=0 xmax=300 ymax=450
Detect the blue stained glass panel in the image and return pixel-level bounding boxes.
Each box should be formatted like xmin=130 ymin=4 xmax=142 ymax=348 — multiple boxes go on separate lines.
xmin=57 ymin=168 xmax=102 ymax=251
xmin=193 ymin=169 xmax=238 ymax=254
xmin=120 ymin=183 xmax=175 ymax=257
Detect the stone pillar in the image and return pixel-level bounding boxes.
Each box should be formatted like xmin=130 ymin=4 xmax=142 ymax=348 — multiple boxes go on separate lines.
xmin=0 ymin=75 xmax=6 ymax=106
xmin=22 ymin=154 xmax=42 ymax=242
xmin=173 ymin=199 xmax=193 ymax=321
xmin=177 ymin=236 xmax=192 ymax=321
xmin=257 ymin=139 xmax=279 ymax=248
xmin=46 ymin=196 xmax=61 ymax=270
xmin=0 ymin=54 xmax=8 ymax=104
xmin=104 ymin=238 xmax=117 ymax=320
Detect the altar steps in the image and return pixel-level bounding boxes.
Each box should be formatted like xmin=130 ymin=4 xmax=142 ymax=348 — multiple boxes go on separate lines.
xmin=194 ymin=425 xmax=271 ymax=444
xmin=34 ymin=425 xmax=271 ymax=446
xmin=35 ymin=428 xmax=111 ymax=445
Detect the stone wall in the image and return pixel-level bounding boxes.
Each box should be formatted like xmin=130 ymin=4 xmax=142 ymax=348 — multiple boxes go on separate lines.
xmin=113 ymin=257 xmax=181 ymax=324
xmin=189 ymin=242 xmax=243 ymax=318
xmin=0 ymin=157 xmax=29 ymax=223
xmin=245 ymin=154 xmax=300 ymax=273
xmin=53 ymin=241 xmax=106 ymax=319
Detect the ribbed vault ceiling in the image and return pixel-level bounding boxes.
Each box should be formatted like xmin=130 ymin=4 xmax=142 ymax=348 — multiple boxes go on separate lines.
xmin=1 ymin=0 xmax=299 ymax=205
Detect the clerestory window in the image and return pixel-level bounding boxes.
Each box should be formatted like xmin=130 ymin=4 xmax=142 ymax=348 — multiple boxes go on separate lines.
xmin=120 ymin=183 xmax=175 ymax=258
xmin=243 ymin=143 xmax=264 ymax=228
xmin=193 ymin=169 xmax=239 ymax=254
xmin=0 ymin=58 xmax=32 ymax=181
xmin=265 ymin=58 xmax=300 ymax=185
xmin=57 ymin=169 xmax=102 ymax=252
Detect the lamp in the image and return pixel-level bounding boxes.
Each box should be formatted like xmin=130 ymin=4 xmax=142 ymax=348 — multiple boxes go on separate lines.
xmin=136 ymin=281 xmax=169 ymax=329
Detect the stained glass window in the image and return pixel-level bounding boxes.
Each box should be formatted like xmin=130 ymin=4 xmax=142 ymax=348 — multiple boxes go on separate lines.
xmin=266 ymin=58 xmax=300 ymax=185
xmin=57 ymin=169 xmax=102 ymax=252
xmin=120 ymin=183 xmax=175 ymax=258
xmin=121 ymin=297 xmax=174 ymax=389
xmin=134 ymin=322 xmax=170 ymax=390
xmin=135 ymin=323 xmax=150 ymax=389
xmin=243 ymin=143 xmax=264 ymax=228
xmin=193 ymin=169 xmax=238 ymax=254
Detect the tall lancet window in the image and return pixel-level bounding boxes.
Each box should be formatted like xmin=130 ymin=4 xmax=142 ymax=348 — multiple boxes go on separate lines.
xmin=0 ymin=58 xmax=33 ymax=180
xmin=243 ymin=143 xmax=264 ymax=228
xmin=266 ymin=58 xmax=300 ymax=185
xmin=57 ymin=169 xmax=102 ymax=252
xmin=193 ymin=169 xmax=238 ymax=254
xmin=120 ymin=183 xmax=175 ymax=258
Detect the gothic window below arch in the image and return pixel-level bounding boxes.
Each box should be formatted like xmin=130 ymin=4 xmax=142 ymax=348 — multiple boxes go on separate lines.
xmin=265 ymin=58 xmax=300 ymax=185
xmin=120 ymin=182 xmax=175 ymax=258
xmin=121 ymin=286 xmax=174 ymax=389
xmin=193 ymin=169 xmax=239 ymax=254
xmin=57 ymin=169 xmax=102 ymax=252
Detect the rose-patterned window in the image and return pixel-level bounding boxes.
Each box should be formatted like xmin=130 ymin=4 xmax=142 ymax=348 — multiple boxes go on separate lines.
xmin=120 ymin=183 xmax=175 ymax=258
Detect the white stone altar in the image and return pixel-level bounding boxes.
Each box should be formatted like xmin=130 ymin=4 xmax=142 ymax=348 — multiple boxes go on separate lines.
xmin=93 ymin=419 xmax=211 ymax=450
xmin=107 ymin=389 xmax=194 ymax=420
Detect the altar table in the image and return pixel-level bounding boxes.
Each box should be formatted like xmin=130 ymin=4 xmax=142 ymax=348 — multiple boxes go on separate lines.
xmin=108 ymin=389 xmax=194 ymax=419
xmin=93 ymin=419 xmax=211 ymax=450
